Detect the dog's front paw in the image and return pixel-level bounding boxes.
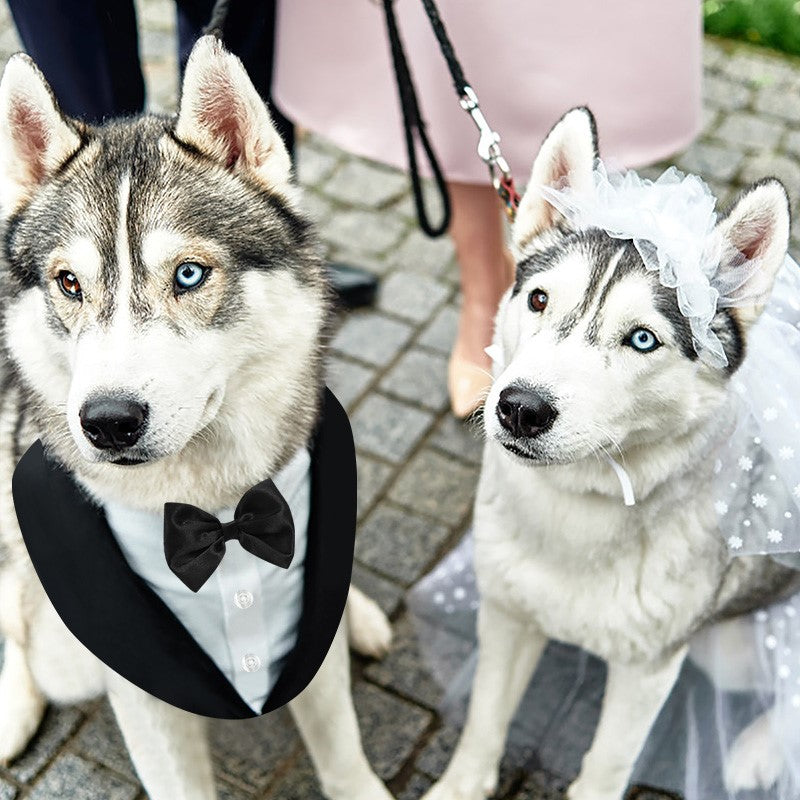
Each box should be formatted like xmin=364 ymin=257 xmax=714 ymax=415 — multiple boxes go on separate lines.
xmin=724 ymin=710 xmax=784 ymax=792
xmin=567 ymin=776 xmax=623 ymax=800
xmin=0 ymin=676 xmax=46 ymax=765
xmin=346 ymin=587 xmax=392 ymax=659
xmin=421 ymin=771 xmax=496 ymax=800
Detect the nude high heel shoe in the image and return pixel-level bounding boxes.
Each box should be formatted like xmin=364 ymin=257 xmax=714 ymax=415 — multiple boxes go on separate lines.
xmin=448 ymin=347 xmax=491 ymax=419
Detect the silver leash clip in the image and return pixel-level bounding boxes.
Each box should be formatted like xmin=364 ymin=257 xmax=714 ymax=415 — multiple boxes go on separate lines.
xmin=459 ymin=85 xmax=520 ymax=219
xmin=459 ymin=86 xmax=510 ymax=177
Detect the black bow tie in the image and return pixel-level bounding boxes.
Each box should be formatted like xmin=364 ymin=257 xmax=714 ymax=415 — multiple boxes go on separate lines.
xmin=163 ymin=479 xmax=295 ymax=592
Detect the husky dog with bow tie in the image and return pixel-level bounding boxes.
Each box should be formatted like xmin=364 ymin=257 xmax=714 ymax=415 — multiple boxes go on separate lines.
xmin=0 ymin=36 xmax=393 ymax=800
xmin=423 ymin=107 xmax=800 ymax=800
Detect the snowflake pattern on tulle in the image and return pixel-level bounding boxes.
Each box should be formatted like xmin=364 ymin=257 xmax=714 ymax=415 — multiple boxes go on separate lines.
xmin=714 ymin=259 xmax=800 ymax=558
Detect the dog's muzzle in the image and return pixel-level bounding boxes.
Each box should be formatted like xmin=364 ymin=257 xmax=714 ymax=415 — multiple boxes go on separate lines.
xmin=496 ymin=385 xmax=557 ymax=439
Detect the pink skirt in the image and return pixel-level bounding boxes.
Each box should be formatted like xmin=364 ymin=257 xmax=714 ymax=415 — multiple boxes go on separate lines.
xmin=274 ymin=0 xmax=702 ymax=183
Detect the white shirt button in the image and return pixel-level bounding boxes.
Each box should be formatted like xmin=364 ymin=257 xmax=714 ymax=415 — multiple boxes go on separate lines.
xmin=234 ymin=590 xmax=254 ymax=609
xmin=242 ymin=653 xmax=262 ymax=672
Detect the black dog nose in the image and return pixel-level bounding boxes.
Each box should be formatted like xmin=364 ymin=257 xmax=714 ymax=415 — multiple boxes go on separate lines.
xmin=79 ymin=397 xmax=148 ymax=450
xmin=496 ymin=386 xmax=557 ymax=438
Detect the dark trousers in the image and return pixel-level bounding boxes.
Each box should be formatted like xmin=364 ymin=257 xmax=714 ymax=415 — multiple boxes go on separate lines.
xmin=6 ymin=0 xmax=294 ymax=153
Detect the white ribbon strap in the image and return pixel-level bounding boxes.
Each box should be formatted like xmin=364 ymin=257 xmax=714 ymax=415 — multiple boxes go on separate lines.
xmin=603 ymin=453 xmax=636 ymax=506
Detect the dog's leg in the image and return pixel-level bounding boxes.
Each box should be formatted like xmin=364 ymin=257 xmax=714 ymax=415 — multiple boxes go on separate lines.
xmin=724 ymin=706 xmax=784 ymax=792
xmin=289 ymin=620 xmax=392 ymax=800
xmin=568 ymin=646 xmax=687 ymax=800
xmin=346 ymin=584 xmax=392 ymax=659
xmin=423 ymin=599 xmax=548 ymax=800
xmin=0 ymin=637 xmax=47 ymax=765
xmin=105 ymin=670 xmax=216 ymax=800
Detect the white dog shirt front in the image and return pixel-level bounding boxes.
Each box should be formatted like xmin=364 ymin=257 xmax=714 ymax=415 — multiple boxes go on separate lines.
xmin=103 ymin=446 xmax=311 ymax=713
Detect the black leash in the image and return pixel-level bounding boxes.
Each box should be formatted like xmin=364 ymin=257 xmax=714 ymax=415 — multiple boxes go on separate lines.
xmin=381 ymin=0 xmax=451 ymax=238
xmin=382 ymin=0 xmax=521 ymax=238
xmin=202 ymin=0 xmax=232 ymax=38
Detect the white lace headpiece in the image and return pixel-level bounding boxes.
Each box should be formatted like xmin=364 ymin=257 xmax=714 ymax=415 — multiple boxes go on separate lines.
xmin=540 ymin=162 xmax=763 ymax=368
xmin=526 ymin=162 xmax=800 ymax=560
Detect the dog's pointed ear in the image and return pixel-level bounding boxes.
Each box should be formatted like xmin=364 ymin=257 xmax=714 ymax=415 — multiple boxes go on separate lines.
xmin=175 ymin=36 xmax=293 ymax=194
xmin=715 ymin=178 xmax=789 ymax=328
xmin=513 ymin=107 xmax=597 ymax=252
xmin=0 ymin=54 xmax=82 ymax=216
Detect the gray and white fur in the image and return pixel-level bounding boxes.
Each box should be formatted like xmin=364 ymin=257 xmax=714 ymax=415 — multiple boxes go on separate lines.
xmin=0 ymin=37 xmax=393 ymax=800
xmin=423 ymin=107 xmax=800 ymax=800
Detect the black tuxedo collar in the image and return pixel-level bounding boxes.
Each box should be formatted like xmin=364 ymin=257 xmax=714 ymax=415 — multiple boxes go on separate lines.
xmin=12 ymin=388 xmax=355 ymax=719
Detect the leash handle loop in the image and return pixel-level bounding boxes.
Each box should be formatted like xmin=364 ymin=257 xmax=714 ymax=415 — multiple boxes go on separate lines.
xmin=381 ymin=0 xmax=451 ymax=237
xmin=382 ymin=0 xmax=520 ymax=234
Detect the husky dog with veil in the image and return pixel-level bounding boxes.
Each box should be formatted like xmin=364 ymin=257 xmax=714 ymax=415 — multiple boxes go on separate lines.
xmin=411 ymin=107 xmax=800 ymax=800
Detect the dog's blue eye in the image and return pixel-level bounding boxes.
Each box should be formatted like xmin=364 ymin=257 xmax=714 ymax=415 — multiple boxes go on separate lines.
xmin=627 ymin=328 xmax=660 ymax=353
xmin=174 ymin=262 xmax=208 ymax=292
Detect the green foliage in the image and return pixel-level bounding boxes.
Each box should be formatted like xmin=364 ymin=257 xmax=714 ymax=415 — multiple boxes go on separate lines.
xmin=704 ymin=0 xmax=800 ymax=56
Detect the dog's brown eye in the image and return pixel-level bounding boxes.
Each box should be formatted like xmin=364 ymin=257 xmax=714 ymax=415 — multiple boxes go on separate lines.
xmin=57 ymin=270 xmax=82 ymax=300
xmin=528 ymin=289 xmax=548 ymax=312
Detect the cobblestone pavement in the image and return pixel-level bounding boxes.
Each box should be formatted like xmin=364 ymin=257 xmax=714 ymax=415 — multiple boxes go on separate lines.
xmin=1 ymin=2 xmax=800 ymax=798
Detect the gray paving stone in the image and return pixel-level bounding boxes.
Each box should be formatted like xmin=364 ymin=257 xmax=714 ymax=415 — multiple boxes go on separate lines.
xmin=356 ymin=504 xmax=450 ymax=586
xmin=0 ymin=780 xmax=16 ymax=800
xmin=332 ymin=312 xmax=414 ymax=366
xmin=414 ymin=724 xmax=460 ymax=779
xmin=72 ymin=702 xmax=136 ymax=781
xmin=785 ymin=129 xmax=800 ymax=160
xmin=676 ymin=141 xmax=744 ymax=183
xmin=8 ymin=706 xmax=85 ymax=784
xmin=389 ymin=449 xmax=478 ymax=526
xmin=513 ymin=770 xmax=571 ymax=800
xmin=430 ymin=415 xmax=485 ymax=466
xmin=217 ymin=780 xmax=258 ymax=800
xmin=301 ymin=190 xmax=335 ymax=225
xmin=719 ymin=51 xmax=797 ymax=88
xmin=351 ymin=563 xmax=405 ymax=618
xmin=356 ymin=452 xmax=395 ymax=519
xmin=321 ymin=159 xmax=409 ymax=208
xmin=377 ymin=271 xmax=451 ymax=324
xmin=380 ymin=348 xmax=449 ymax=411
xmin=322 ymin=208 xmax=409 ymax=256
xmin=210 ymin=709 xmax=300 ymax=792
xmin=354 ymin=681 xmax=432 ymax=781
xmin=364 ymin=615 xmax=447 ymax=709
xmin=417 ymin=305 xmax=459 ymax=355
xmin=28 ymin=754 xmax=138 ymax=800
xmin=389 ymin=229 xmax=457 ymax=279
xmin=297 ymin=145 xmax=340 ymax=187
xmin=702 ymin=73 xmax=751 ymax=112
xmin=398 ymin=771 xmax=433 ymax=800
xmin=755 ymin=87 xmax=800 ymax=123
xmin=702 ymin=38 xmax=726 ymax=71
xmin=700 ymin=105 xmax=719 ymax=136
xmin=351 ymin=394 xmax=434 ymax=463
xmin=137 ymin=0 xmax=176 ymax=31
xmin=740 ymin=153 xmax=800 ymax=207
xmin=267 ymin=752 xmax=324 ymax=800
xmin=139 ymin=28 xmax=173 ymax=64
xmin=713 ymin=112 xmax=784 ymax=152
xmin=142 ymin=60 xmax=178 ymax=113
xmin=326 ymin=355 xmax=375 ymax=410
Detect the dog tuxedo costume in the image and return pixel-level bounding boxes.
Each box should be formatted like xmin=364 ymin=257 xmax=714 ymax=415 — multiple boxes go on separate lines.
xmin=12 ymin=388 xmax=355 ymax=719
